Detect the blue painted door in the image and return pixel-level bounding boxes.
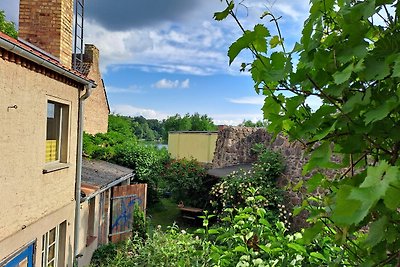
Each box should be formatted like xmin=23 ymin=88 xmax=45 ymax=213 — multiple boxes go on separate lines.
xmin=4 ymin=243 xmax=34 ymax=267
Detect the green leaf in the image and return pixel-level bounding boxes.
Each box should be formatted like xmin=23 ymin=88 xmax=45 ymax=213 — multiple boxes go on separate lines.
xmin=245 ymin=231 xmax=254 ymax=240
xmin=310 ymin=252 xmax=327 ymax=261
xmin=303 ymin=142 xmax=331 ymax=175
xmin=213 ymin=1 xmax=234 ymax=21
xmin=364 ymin=216 xmax=388 ymax=248
xmin=393 ymin=55 xmax=400 ymax=77
xmin=383 ymin=185 xmax=400 ymax=210
xmin=258 ymin=244 xmax=271 ymax=253
xmin=331 ymin=185 xmax=362 ymax=226
xmin=334 ymin=162 xmax=400 ymax=224
xmin=293 ymin=180 xmax=304 ymax=191
xmin=307 ymin=173 xmax=324 ymax=193
xmin=194 ymin=228 xmax=206 ymax=234
xmin=234 ymin=246 xmax=248 ymax=253
xmin=287 ymin=243 xmax=306 ymax=253
xmin=362 ymin=55 xmax=391 ymax=80
xmin=293 ymin=206 xmax=303 ymax=216
xmin=333 ymin=63 xmax=354 ymax=84
xmin=228 ymin=31 xmax=255 ymax=65
xmin=302 ymin=222 xmax=324 ymax=244
xmin=342 ymin=89 xmax=371 ymax=114
xmin=208 ymin=229 xmax=220 ymax=235
xmin=253 ymin=24 xmax=270 ymax=53
xmin=270 ymin=35 xmax=281 ymax=48
xmin=364 ymin=97 xmax=398 ymax=124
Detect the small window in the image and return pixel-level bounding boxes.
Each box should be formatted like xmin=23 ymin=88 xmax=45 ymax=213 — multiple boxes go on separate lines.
xmin=41 ymin=221 xmax=66 ymax=267
xmin=46 ymin=101 xmax=69 ymax=163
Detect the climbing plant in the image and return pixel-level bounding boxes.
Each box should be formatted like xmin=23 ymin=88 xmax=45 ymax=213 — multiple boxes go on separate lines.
xmin=216 ymin=0 xmax=400 ymax=265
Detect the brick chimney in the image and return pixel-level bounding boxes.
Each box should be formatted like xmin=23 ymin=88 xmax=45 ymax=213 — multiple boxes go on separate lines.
xmin=19 ymin=0 xmax=74 ymax=68
xmin=83 ymin=44 xmax=100 ymax=72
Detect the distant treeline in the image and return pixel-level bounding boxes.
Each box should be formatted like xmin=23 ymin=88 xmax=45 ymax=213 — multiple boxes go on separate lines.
xmin=109 ymin=113 xmax=217 ymax=143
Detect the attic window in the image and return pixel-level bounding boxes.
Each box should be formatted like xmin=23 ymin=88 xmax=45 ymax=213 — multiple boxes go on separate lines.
xmin=46 ymin=100 xmax=69 ymax=163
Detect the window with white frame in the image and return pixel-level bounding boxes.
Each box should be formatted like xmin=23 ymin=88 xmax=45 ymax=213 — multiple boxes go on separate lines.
xmin=41 ymin=221 xmax=66 ymax=267
xmin=46 ymin=100 xmax=69 ymax=163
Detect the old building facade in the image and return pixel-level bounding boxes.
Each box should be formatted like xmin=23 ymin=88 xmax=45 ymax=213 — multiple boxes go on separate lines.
xmin=0 ymin=0 xmax=95 ymax=266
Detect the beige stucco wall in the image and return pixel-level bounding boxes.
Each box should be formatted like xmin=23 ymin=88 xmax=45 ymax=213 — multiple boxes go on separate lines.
xmin=83 ymin=45 xmax=109 ymax=135
xmin=168 ymin=132 xmax=218 ymax=163
xmin=77 ymin=196 xmax=100 ymax=267
xmin=0 ymin=59 xmax=80 ymax=261
xmin=0 ymin=202 xmax=76 ymax=267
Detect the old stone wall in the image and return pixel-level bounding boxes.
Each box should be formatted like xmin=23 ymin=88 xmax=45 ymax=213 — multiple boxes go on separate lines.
xmin=212 ymin=127 xmax=312 ymax=229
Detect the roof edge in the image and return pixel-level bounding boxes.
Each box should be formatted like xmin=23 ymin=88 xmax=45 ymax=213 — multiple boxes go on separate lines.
xmin=0 ymin=35 xmax=96 ymax=88
xmin=81 ymin=172 xmax=135 ymax=201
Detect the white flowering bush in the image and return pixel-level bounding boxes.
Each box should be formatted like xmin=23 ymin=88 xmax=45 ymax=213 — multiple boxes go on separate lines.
xmin=91 ymin=193 xmax=354 ymax=266
xmin=210 ymin=149 xmax=285 ymax=223
xmin=205 ymin=192 xmax=353 ymax=266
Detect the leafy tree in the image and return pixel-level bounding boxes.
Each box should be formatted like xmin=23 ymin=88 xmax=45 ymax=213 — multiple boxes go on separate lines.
xmin=217 ymin=0 xmax=400 ymax=265
xmin=190 ymin=113 xmax=216 ymax=131
xmin=0 ymin=10 xmax=17 ymax=39
xmin=108 ymin=114 xmax=135 ymax=139
xmin=239 ymin=119 xmax=268 ymax=127
xmin=163 ymin=113 xmax=217 ymax=141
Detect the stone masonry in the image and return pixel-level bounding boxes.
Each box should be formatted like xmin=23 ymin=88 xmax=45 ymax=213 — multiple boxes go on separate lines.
xmin=19 ymin=0 xmax=74 ymax=67
xmin=212 ymin=127 xmax=315 ymax=230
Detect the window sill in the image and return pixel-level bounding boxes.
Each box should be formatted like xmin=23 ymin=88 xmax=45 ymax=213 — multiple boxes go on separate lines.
xmin=43 ymin=163 xmax=70 ymax=174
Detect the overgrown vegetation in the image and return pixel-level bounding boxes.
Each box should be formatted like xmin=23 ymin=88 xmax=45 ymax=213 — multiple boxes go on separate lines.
xmin=210 ymin=148 xmax=285 ymax=223
xmin=160 ymin=158 xmax=212 ymax=207
xmin=89 ymin=0 xmax=400 ymax=264
xmin=0 ymin=10 xmax=17 ymax=39
xmin=83 ymin=114 xmax=214 ymax=205
xmin=83 ymin=115 xmax=169 ymax=204
xmin=216 ymin=0 xmax=400 ymax=265
xmin=91 ymin=192 xmax=352 ymax=267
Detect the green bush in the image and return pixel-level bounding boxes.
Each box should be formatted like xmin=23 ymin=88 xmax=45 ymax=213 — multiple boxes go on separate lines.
xmin=90 ymin=192 xmax=353 ymax=266
xmin=114 ymin=142 xmax=170 ymax=204
xmin=210 ymin=149 xmax=285 ymax=221
xmin=161 ymin=158 xmax=212 ymax=207
xmin=90 ymin=242 xmax=118 ymax=266
xmin=92 ymin=225 xmax=210 ymax=267
xmin=83 ymin=129 xmax=170 ymax=205
xmin=204 ymin=191 xmax=352 ymax=266
xmin=132 ymin=202 xmax=147 ymax=241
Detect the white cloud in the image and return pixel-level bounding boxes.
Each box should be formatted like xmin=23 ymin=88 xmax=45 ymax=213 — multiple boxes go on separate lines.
xmin=211 ymin=113 xmax=264 ymax=126
xmin=106 ymin=85 xmax=142 ymax=94
xmin=152 ymin=78 xmax=190 ymax=89
xmin=85 ymin=18 xmax=234 ymax=75
xmin=111 ymin=104 xmax=169 ymax=120
xmin=227 ymin=96 xmax=264 ymax=105
xmin=181 ymin=79 xmax=190 ymax=89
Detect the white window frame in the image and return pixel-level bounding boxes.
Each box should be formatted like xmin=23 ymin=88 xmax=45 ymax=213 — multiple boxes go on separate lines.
xmin=45 ymin=97 xmax=70 ymax=164
xmin=41 ymin=225 xmax=60 ymax=267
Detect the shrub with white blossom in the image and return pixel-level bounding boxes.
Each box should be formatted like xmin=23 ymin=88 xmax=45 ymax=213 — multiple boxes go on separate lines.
xmin=210 ymin=148 xmax=286 ymax=224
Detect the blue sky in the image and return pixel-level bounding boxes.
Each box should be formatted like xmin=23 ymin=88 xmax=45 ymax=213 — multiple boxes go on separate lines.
xmin=0 ymin=0 xmax=310 ymax=125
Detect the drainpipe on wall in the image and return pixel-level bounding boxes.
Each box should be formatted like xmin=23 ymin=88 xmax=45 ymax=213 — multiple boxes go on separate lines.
xmin=74 ymin=84 xmax=93 ymax=266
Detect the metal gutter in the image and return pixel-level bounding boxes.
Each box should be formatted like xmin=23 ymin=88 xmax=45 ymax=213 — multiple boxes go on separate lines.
xmin=73 ymin=84 xmax=93 ymax=264
xmin=0 ymin=36 xmax=95 ymax=87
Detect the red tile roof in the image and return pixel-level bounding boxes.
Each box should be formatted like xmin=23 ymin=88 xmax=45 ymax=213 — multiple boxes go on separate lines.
xmin=0 ymin=31 xmax=95 ymax=85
